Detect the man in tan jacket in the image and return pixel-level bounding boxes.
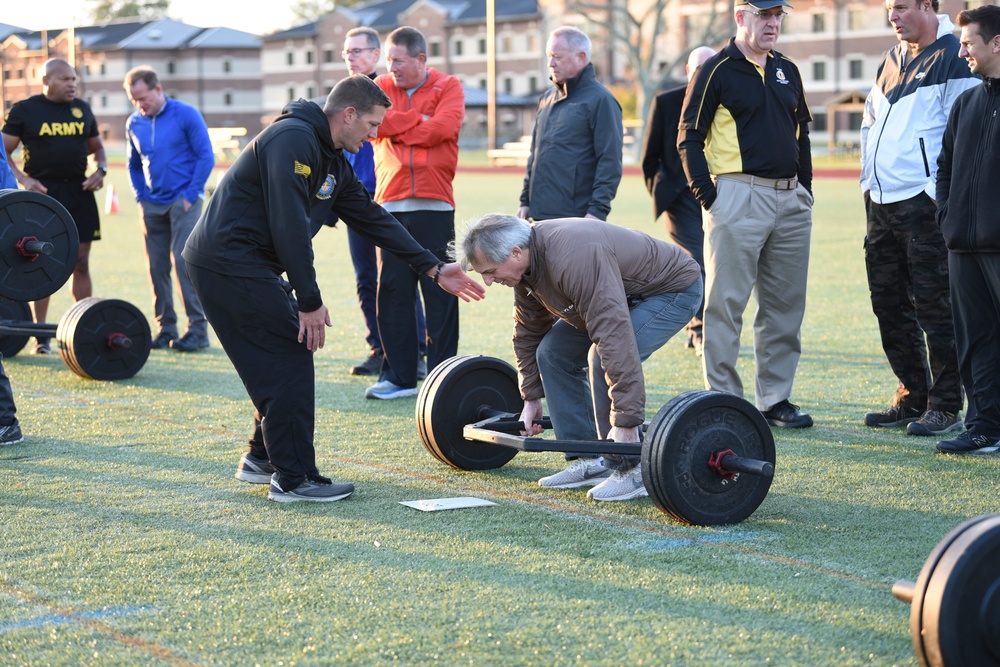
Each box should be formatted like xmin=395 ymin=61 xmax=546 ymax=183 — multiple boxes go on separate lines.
xmin=455 ymin=213 xmax=702 ymax=502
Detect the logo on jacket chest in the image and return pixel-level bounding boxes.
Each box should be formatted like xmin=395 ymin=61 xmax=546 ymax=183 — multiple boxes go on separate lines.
xmin=316 ymin=174 xmax=336 ymax=200
xmin=775 ymin=68 xmax=789 ymax=85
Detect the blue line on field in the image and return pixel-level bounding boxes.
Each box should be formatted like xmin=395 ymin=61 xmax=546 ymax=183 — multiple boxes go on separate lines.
xmin=0 ymin=605 xmax=152 ymax=633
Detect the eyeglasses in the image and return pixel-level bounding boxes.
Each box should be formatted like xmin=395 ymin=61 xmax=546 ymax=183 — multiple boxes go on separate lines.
xmin=342 ymin=47 xmax=376 ymax=57
xmin=744 ymin=9 xmax=788 ymax=21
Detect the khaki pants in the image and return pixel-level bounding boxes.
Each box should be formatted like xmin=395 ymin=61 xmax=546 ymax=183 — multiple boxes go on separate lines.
xmin=701 ymin=175 xmax=813 ymax=410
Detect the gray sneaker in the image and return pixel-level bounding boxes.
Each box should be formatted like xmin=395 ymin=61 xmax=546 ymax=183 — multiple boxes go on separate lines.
xmin=538 ymin=458 xmax=613 ymax=489
xmin=268 ymin=474 xmax=354 ymax=503
xmin=0 ymin=420 xmax=23 ymax=446
xmin=365 ymin=380 xmax=417 ymax=400
xmin=235 ymin=453 xmax=275 ymax=484
xmin=587 ymin=464 xmax=649 ymax=502
xmin=906 ymin=410 xmax=963 ymax=436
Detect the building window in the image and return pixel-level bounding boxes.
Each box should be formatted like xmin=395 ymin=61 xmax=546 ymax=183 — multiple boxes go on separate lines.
xmin=454 ymin=39 xmax=463 ymax=56
xmin=306 ymin=50 xmax=314 ymax=64
xmin=306 ymin=86 xmax=315 ymax=99
xmin=325 ymin=49 xmax=334 ymax=63
xmin=812 ymin=13 xmax=826 ymax=33
xmin=478 ymin=77 xmax=487 ymax=89
xmin=478 ymin=38 xmax=487 ymax=55
xmin=167 ymin=61 xmax=175 ymax=74
xmin=848 ymin=9 xmax=866 ymax=31
xmin=503 ymin=77 xmax=512 ymax=94
xmin=287 ymin=52 xmax=294 ymax=66
xmin=288 ymin=87 xmax=295 ymax=101
xmin=100 ymin=63 xmax=107 ymax=75
xmin=849 ymin=59 xmax=863 ymax=80
xmin=100 ymin=94 xmax=107 ymax=108
xmin=430 ymin=40 xmax=440 ymax=57
xmin=849 ymin=111 xmax=863 ymax=130
xmin=502 ymin=35 xmax=512 ymax=53
xmin=224 ymin=92 xmax=232 ymax=106
xmin=223 ymin=59 xmax=232 ymax=73
xmin=813 ymin=61 xmax=826 ymax=81
xmin=527 ymin=34 xmax=537 ymax=51
xmin=529 ymin=75 xmax=538 ymax=92
xmin=811 ymin=111 xmax=828 ymax=132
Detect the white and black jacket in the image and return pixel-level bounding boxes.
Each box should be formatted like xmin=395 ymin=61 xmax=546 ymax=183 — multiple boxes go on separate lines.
xmin=860 ymin=15 xmax=979 ymax=205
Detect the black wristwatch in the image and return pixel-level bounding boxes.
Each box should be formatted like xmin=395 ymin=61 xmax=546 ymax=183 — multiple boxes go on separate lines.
xmin=96 ymin=165 xmax=107 ymax=175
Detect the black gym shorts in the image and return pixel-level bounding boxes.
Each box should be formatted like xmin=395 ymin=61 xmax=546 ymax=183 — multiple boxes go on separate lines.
xmin=40 ymin=179 xmax=102 ymax=243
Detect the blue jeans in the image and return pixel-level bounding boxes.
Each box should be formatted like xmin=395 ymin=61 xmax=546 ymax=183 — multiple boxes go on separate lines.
xmin=536 ymin=277 xmax=703 ymax=460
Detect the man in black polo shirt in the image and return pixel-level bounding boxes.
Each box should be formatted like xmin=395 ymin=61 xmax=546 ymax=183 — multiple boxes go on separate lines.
xmin=3 ymin=58 xmax=106 ymax=355
xmin=678 ymin=0 xmax=814 ymax=429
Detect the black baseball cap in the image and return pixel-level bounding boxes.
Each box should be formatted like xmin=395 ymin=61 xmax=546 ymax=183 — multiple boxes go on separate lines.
xmin=737 ymin=0 xmax=793 ymax=9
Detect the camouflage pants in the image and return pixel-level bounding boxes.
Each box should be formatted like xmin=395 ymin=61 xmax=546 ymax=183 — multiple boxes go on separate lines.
xmin=864 ymin=192 xmax=963 ymax=413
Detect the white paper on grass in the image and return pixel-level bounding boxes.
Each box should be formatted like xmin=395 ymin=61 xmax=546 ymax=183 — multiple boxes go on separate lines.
xmin=399 ymin=497 xmax=498 ymax=512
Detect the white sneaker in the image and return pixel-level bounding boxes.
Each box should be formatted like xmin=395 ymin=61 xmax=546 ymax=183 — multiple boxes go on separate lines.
xmin=538 ymin=458 xmax=613 ymax=489
xmin=587 ymin=465 xmax=648 ymax=502
xmin=365 ymin=380 xmax=418 ymax=400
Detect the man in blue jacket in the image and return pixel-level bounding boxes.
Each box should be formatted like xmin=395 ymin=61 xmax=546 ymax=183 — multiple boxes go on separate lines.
xmin=124 ymin=66 xmax=215 ymax=352
xmin=0 ymin=140 xmax=24 ymax=446
xmin=935 ymin=5 xmax=1000 ymax=454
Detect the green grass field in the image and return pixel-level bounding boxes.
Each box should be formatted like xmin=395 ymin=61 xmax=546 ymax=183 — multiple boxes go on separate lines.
xmin=2 ymin=169 xmax=996 ymax=666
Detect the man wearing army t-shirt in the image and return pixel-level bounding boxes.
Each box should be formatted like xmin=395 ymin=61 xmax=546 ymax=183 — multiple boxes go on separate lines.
xmin=2 ymin=58 xmax=107 ymax=354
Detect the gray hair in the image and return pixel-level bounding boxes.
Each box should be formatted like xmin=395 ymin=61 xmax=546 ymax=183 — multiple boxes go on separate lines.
xmin=454 ymin=213 xmax=532 ymax=269
xmin=346 ymin=27 xmax=380 ymax=50
xmin=550 ymin=26 xmax=591 ymax=61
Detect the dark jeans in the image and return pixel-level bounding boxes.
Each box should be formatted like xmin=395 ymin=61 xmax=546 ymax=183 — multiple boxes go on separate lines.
xmin=347 ymin=226 xmax=426 ymax=356
xmin=376 ymin=210 xmax=458 ymax=388
xmin=864 ymin=191 xmax=962 ymax=413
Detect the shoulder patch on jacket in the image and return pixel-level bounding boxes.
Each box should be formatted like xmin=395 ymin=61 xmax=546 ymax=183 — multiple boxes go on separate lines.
xmin=294 ymin=161 xmax=311 ymax=177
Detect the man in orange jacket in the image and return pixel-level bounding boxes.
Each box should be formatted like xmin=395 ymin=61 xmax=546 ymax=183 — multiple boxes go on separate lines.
xmin=367 ymin=26 xmax=465 ymax=400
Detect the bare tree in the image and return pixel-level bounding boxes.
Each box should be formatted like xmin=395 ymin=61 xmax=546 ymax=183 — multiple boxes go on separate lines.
xmin=290 ymin=0 xmax=367 ymax=23
xmin=88 ymin=0 xmax=170 ymax=22
xmin=569 ymin=0 xmax=732 ymax=142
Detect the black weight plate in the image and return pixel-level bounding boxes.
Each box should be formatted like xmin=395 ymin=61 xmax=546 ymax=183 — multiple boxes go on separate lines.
xmin=642 ymin=390 xmax=775 ymax=526
xmin=0 ymin=299 xmax=33 ymax=357
xmin=416 ymin=354 xmax=521 ymax=470
xmin=0 ymin=190 xmax=80 ymax=302
xmin=920 ymin=514 xmax=1000 ymax=667
xmin=907 ymin=513 xmax=998 ymax=667
xmin=56 ymin=297 xmax=151 ymax=380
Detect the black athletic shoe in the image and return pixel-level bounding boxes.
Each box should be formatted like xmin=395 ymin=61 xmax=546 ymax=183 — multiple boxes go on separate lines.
xmin=31 ymin=338 xmax=52 ymax=355
xmin=268 ymin=473 xmax=354 ymax=503
xmin=762 ymin=400 xmax=814 ymax=428
xmin=936 ymin=431 xmax=1000 ymax=455
xmin=235 ymin=453 xmax=276 ymax=484
xmin=0 ymin=419 xmax=23 ymax=446
xmin=864 ymin=405 xmax=922 ymax=428
xmin=170 ymin=332 xmax=210 ymax=352
xmin=906 ymin=410 xmax=962 ymax=436
xmin=151 ymin=332 xmax=177 ymax=350
xmin=350 ymin=350 xmax=383 ymax=376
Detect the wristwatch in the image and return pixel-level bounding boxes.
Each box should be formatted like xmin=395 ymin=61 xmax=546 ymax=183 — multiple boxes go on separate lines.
xmin=96 ymin=165 xmax=107 ymax=175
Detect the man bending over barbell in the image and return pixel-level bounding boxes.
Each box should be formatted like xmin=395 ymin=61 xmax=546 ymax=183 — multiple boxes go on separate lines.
xmin=454 ymin=214 xmax=702 ymax=501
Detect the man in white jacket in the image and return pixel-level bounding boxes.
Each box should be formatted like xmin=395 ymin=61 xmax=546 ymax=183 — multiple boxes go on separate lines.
xmin=860 ymin=0 xmax=979 ymax=437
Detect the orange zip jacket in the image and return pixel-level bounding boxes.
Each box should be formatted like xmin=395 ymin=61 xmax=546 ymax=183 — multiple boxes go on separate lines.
xmin=372 ymin=68 xmax=464 ymax=207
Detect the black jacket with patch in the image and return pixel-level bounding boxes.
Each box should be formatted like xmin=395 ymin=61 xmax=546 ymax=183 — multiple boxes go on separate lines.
xmin=183 ymin=99 xmax=438 ymax=312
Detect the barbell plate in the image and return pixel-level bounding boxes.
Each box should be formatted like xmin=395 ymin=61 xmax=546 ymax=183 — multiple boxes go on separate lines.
xmin=416 ymin=354 xmax=521 ymax=471
xmin=919 ymin=514 xmax=1000 ymax=667
xmin=906 ymin=513 xmax=999 ymax=667
xmin=0 ymin=300 xmax=33 ymax=357
xmin=56 ymin=297 xmax=151 ymax=381
xmin=0 ymin=190 xmax=80 ymax=302
xmin=641 ymin=390 xmax=775 ymax=526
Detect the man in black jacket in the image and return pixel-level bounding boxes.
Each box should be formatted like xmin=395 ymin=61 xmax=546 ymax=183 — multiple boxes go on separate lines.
xmin=934 ymin=4 xmax=1000 ymax=454
xmin=183 ymin=75 xmax=484 ymax=502
xmin=517 ymin=26 xmax=623 ymax=221
xmin=641 ymin=45 xmax=715 ymax=354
